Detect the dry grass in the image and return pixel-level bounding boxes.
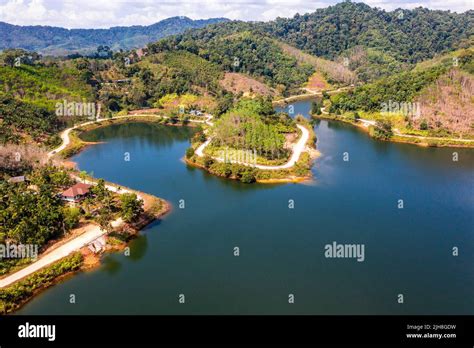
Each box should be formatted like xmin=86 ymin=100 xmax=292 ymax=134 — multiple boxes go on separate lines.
xmin=219 ymin=72 xmax=276 ymax=96
xmin=276 ymin=41 xmax=356 ymax=85
xmin=0 ymin=143 xmax=48 ymax=175
xmin=415 ymin=69 xmax=474 ymax=136
xmin=305 ymin=72 xmax=330 ymax=92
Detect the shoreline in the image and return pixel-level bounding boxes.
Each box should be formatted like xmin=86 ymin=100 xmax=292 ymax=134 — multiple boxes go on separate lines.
xmin=313 ymin=113 xmax=474 ymax=148
xmin=272 ymin=93 xmax=319 ymax=106
xmin=183 ymin=156 xmax=313 ymax=184
xmin=68 ymin=114 xmax=318 ymax=184
xmin=0 ymin=183 xmax=171 ymax=314
xmin=1 ymin=117 xmax=174 ymax=314
xmin=186 ymin=121 xmax=318 ymax=184
xmin=57 ymin=115 xmax=201 ymax=159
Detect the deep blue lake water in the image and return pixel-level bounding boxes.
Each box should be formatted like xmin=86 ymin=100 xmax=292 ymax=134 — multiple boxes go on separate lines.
xmin=18 ymin=101 xmax=474 ymax=314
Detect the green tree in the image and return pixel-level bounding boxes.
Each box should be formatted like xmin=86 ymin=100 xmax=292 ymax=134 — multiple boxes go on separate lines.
xmin=185 ymin=147 xmax=195 ymax=159
xmin=91 ymin=179 xmax=109 ymax=202
xmin=419 ymin=119 xmax=429 ymax=130
xmin=78 ymin=171 xmax=88 ymax=183
xmin=97 ymin=205 xmax=113 ymax=233
xmin=203 ymin=156 xmax=214 ymax=169
xmin=240 ymin=170 xmax=256 ymax=184
xmin=119 ymin=193 xmax=144 ymax=223
xmin=311 ymin=101 xmax=322 ymax=115
xmin=63 ymin=207 xmax=81 ymax=230
xmin=371 ymin=120 xmax=393 ymax=139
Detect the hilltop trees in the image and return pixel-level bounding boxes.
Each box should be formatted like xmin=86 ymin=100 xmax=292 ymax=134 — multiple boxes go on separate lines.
xmin=211 ymin=99 xmax=293 ymax=160
xmin=149 ymin=24 xmax=314 ymax=95
xmin=0 ymin=95 xmax=60 ymax=144
xmin=311 ymin=101 xmax=322 ymax=115
xmin=329 ymin=65 xmax=448 ymax=113
xmin=263 ymin=2 xmax=472 ymax=64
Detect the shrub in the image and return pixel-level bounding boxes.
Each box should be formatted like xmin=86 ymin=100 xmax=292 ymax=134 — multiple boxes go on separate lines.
xmin=210 ymin=162 xmax=233 ymax=178
xmin=311 ymin=101 xmax=322 ymax=115
xmin=240 ymin=170 xmax=256 ymax=184
xmin=185 ymin=147 xmax=195 ymax=159
xmin=371 ymin=120 xmax=393 ymax=139
xmin=223 ymin=164 xmax=232 ymax=178
xmin=63 ymin=206 xmax=81 ymax=230
xmin=346 ymin=112 xmax=360 ymax=122
xmin=0 ymin=253 xmax=83 ymax=313
xmin=419 ymin=119 xmax=429 ymax=130
xmin=203 ymin=156 xmax=214 ymax=169
xmin=193 ymin=132 xmax=207 ymax=143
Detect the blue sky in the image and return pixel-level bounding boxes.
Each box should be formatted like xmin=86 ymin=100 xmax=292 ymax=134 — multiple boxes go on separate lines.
xmin=0 ymin=0 xmax=472 ymax=28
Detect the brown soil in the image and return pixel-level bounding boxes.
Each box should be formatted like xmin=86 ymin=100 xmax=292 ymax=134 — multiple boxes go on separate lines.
xmin=220 ymin=72 xmax=276 ymax=96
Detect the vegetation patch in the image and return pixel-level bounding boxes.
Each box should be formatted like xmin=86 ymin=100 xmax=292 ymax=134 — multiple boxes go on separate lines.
xmin=0 ymin=252 xmax=83 ymax=314
xmin=219 ymin=72 xmax=275 ymax=97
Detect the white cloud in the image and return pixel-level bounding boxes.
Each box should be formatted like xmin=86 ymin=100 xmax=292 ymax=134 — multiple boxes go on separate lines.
xmin=0 ymin=0 xmax=471 ymax=28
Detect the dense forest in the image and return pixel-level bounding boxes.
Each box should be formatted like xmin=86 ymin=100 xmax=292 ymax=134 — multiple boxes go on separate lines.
xmin=0 ymin=49 xmax=96 ymax=144
xmin=1 ymin=2 xmax=473 ymax=144
xmin=0 ymin=162 xmax=144 ymax=275
xmin=330 ymin=64 xmax=449 ymax=112
xmin=263 ymin=2 xmax=473 ymax=63
xmin=0 ymin=95 xmax=60 ymax=144
xmin=211 ymin=98 xmax=295 ymax=160
xmin=329 ymin=47 xmax=474 ymax=136
xmin=148 ymin=23 xmax=315 ymax=95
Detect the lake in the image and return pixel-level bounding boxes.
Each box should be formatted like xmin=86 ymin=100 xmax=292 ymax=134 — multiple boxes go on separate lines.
xmin=18 ymin=100 xmax=474 ymax=315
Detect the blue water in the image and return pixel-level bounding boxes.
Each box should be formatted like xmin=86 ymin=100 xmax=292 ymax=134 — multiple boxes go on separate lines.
xmin=18 ymin=102 xmax=474 ymax=315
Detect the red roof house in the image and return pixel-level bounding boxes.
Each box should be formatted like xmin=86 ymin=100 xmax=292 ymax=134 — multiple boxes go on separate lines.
xmin=61 ymin=183 xmax=92 ymax=202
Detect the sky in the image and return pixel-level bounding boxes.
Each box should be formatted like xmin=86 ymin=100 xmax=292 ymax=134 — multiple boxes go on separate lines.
xmin=0 ymin=0 xmax=472 ymax=29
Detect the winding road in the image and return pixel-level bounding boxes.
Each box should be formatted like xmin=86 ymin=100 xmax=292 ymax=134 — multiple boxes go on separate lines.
xmin=48 ymin=112 xmax=215 ymax=159
xmin=48 ymin=112 xmax=309 ymax=170
xmin=2 ymin=110 xmax=310 ymax=288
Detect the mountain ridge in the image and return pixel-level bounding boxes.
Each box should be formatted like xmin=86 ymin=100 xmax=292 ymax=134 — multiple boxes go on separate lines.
xmin=0 ymin=17 xmax=229 ymax=55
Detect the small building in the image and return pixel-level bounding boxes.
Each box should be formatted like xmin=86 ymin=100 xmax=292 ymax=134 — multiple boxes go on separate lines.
xmin=8 ymin=176 xmax=26 ymax=184
xmin=61 ymin=183 xmax=92 ymax=202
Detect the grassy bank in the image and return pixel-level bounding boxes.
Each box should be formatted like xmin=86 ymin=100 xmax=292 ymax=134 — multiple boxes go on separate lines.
xmin=0 ymin=253 xmax=83 ymax=314
xmin=312 ymin=113 xmax=474 ymax=148
xmin=0 ymin=181 xmax=170 ymax=314
xmin=272 ymin=93 xmax=319 ymax=107
xmin=0 ymin=118 xmax=173 ymax=314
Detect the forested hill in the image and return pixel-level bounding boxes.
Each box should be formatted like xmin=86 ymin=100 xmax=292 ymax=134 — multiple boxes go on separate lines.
xmin=262 ymin=2 xmax=473 ymax=63
xmin=0 ymin=17 xmax=229 ymax=56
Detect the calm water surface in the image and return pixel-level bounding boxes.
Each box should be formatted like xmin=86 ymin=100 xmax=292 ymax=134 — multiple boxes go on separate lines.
xmin=18 ymin=101 xmax=474 ymax=314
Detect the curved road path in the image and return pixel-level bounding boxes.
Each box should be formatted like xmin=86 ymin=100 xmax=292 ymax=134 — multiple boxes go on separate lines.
xmin=2 ymin=112 xmax=309 ymax=288
xmin=48 ymin=112 xmax=309 ymax=170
